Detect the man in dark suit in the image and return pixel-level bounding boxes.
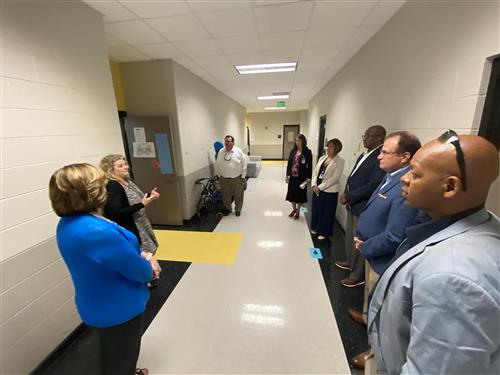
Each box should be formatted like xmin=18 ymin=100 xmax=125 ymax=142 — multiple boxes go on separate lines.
xmin=336 ymin=125 xmax=386 ymax=287
xmin=348 ymin=131 xmax=422 ymax=370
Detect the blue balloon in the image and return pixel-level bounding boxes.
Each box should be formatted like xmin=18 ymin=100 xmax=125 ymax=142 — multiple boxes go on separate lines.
xmin=214 ymin=141 xmax=223 ymax=157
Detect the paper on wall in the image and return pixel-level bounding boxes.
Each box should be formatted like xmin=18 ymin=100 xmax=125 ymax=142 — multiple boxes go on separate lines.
xmin=133 ymin=142 xmax=156 ymax=158
xmin=133 ymin=127 xmax=146 ymax=143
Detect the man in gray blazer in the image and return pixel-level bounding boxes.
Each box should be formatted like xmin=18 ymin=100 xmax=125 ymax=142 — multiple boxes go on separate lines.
xmin=368 ymin=133 xmax=499 ymax=374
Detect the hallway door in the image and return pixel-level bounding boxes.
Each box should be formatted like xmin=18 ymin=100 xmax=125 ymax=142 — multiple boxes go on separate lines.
xmin=282 ymin=125 xmax=300 ymax=160
xmin=122 ymin=116 xmax=183 ymax=225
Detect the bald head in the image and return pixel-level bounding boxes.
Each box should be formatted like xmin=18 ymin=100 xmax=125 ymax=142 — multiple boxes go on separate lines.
xmin=401 ymin=134 xmax=499 ymax=218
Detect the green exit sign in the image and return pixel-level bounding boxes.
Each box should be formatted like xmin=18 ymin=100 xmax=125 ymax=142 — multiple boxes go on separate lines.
xmin=277 ymin=101 xmax=286 ymax=107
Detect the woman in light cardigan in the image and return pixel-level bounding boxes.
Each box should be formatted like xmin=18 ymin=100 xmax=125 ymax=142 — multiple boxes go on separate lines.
xmin=311 ymin=138 xmax=345 ymax=240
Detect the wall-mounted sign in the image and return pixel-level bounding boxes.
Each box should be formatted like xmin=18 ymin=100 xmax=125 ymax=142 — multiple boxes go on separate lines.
xmin=277 ymin=101 xmax=286 ymax=107
xmin=133 ymin=127 xmax=146 ymax=143
xmin=133 ymin=142 xmax=156 ymax=158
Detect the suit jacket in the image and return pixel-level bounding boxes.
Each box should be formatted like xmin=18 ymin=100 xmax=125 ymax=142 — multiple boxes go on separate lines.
xmin=286 ymin=148 xmax=313 ymax=181
xmin=311 ymin=154 xmax=345 ymax=193
xmin=368 ymin=209 xmax=500 ymax=375
xmin=355 ymin=166 xmax=419 ymax=274
xmin=344 ymin=146 xmax=385 ymax=216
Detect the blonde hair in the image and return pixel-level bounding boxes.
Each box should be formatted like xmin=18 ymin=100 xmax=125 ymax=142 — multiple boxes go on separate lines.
xmin=99 ymin=154 xmax=126 ymax=181
xmin=49 ymin=163 xmax=108 ymax=217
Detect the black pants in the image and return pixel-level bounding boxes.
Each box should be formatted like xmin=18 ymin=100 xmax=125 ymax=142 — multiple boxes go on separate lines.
xmin=95 ymin=313 xmax=144 ymax=375
xmin=311 ymin=191 xmax=339 ymax=237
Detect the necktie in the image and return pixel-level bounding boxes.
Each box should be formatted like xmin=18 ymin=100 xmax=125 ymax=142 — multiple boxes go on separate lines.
xmin=379 ymin=174 xmax=391 ymax=191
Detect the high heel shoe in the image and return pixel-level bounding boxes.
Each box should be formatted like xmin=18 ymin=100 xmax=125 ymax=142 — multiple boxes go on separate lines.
xmin=294 ymin=212 xmax=300 ymax=220
xmin=289 ymin=210 xmax=297 ymax=217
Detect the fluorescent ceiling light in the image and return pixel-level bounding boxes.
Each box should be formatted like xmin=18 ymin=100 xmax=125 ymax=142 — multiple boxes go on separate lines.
xmin=265 ymin=106 xmax=287 ymax=110
xmin=235 ymin=62 xmax=297 ymax=75
xmin=257 ymin=94 xmax=290 ymax=100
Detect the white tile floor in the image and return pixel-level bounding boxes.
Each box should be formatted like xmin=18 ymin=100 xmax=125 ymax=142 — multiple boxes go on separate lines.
xmin=138 ymin=164 xmax=350 ymax=374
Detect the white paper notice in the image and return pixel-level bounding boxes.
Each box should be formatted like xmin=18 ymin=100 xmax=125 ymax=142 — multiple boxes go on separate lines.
xmin=133 ymin=142 xmax=156 ymax=158
xmin=133 ymin=127 xmax=146 ymax=143
xmin=287 ymin=132 xmax=295 ymax=142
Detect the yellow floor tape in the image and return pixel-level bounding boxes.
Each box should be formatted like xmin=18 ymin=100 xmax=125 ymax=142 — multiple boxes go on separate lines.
xmin=262 ymin=160 xmax=287 ymax=165
xmin=153 ymin=230 xmax=242 ymax=264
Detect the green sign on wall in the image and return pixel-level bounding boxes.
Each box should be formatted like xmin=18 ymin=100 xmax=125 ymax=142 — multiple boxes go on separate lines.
xmin=277 ymin=101 xmax=286 ymax=107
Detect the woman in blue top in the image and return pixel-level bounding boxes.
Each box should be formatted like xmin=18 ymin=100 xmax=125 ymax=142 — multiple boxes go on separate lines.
xmin=49 ymin=163 xmax=160 ymax=375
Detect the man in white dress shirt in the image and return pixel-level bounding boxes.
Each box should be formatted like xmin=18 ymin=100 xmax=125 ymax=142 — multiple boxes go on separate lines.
xmin=215 ymin=135 xmax=247 ymax=217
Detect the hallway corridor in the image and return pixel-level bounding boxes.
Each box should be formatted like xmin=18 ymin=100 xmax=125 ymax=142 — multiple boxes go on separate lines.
xmin=138 ymin=163 xmax=350 ymax=373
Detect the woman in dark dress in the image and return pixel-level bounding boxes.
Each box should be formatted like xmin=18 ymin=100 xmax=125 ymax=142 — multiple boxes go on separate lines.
xmin=285 ymin=134 xmax=313 ymax=220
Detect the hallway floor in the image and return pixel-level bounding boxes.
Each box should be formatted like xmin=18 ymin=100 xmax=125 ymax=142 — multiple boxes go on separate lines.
xmin=138 ymin=164 xmax=351 ymax=374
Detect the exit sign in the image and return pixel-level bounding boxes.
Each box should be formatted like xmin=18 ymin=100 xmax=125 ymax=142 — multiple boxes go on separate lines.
xmin=277 ymin=101 xmax=286 ymax=107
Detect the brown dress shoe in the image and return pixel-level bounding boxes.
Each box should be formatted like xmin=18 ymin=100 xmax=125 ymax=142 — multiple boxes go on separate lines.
xmin=334 ymin=260 xmax=351 ymax=270
xmin=351 ymin=350 xmax=370 ymax=370
xmin=340 ymin=278 xmax=365 ymax=288
xmin=348 ymin=308 xmax=367 ymax=326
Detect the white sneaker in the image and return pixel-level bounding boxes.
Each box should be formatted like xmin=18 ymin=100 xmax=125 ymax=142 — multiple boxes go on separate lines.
xmin=317 ymin=235 xmax=327 ymax=240
xmin=311 ymin=230 xmax=317 ymax=235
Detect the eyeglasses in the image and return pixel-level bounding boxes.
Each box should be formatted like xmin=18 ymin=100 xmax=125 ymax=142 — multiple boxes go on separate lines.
xmin=438 ymin=129 xmax=467 ymax=191
xmin=379 ymin=149 xmax=399 ymax=156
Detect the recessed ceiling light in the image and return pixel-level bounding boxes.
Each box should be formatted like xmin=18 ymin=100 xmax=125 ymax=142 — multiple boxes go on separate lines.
xmin=235 ymin=62 xmax=297 ymax=75
xmin=265 ymin=106 xmax=287 ymax=110
xmin=257 ymin=93 xmax=290 ymax=100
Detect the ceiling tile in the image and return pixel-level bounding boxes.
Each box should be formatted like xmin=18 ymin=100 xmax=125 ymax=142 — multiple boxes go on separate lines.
xmin=105 ymin=20 xmax=164 ymax=44
xmin=185 ymin=65 xmax=209 ymax=77
xmin=174 ymin=57 xmax=201 ymax=70
xmin=260 ymin=49 xmax=301 ymax=63
xmin=146 ymin=14 xmax=209 ymax=41
xmin=173 ymin=39 xmax=222 ymax=56
xmin=215 ymin=36 xmax=260 ymax=54
xmin=226 ymin=52 xmax=265 ymax=65
xmin=363 ymin=1 xmax=406 ymax=26
xmin=105 ymin=31 xmax=126 ymax=47
xmin=310 ymin=1 xmax=377 ymax=29
xmin=260 ymin=31 xmax=305 ymax=51
xmin=335 ymin=44 xmax=362 ymax=61
xmin=255 ymin=2 xmax=313 ymax=34
xmin=303 ymin=27 xmax=356 ymax=49
xmin=187 ymin=0 xmax=252 ymax=14
xmin=133 ymin=42 xmax=185 ymax=59
xmin=300 ymin=47 xmax=340 ymax=60
xmin=324 ymin=59 xmax=349 ymax=74
xmin=204 ymin=66 xmax=238 ymax=77
xmin=82 ymin=1 xmax=137 ymax=22
xmin=297 ymin=60 xmax=332 ymax=72
xmin=109 ymin=46 xmax=150 ymax=62
xmin=254 ymin=0 xmax=299 ymax=6
xmin=119 ymin=0 xmax=191 ymax=18
xmin=347 ymin=25 xmax=381 ymax=46
xmin=192 ymin=54 xmax=229 ymax=68
xmin=240 ymin=73 xmax=294 ymax=87
xmin=198 ymin=8 xmax=257 ymax=37
xmin=211 ymin=74 xmax=241 ymax=85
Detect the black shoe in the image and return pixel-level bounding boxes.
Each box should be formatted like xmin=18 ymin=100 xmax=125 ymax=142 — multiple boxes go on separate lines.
xmin=222 ymin=210 xmax=231 ymax=216
xmin=235 ymin=211 xmax=241 ymax=217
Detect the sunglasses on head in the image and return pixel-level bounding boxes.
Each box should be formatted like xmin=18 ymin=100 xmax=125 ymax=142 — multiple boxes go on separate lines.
xmin=438 ymin=129 xmax=467 ymax=191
